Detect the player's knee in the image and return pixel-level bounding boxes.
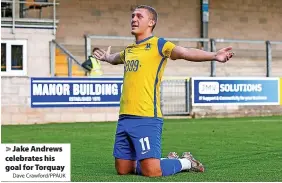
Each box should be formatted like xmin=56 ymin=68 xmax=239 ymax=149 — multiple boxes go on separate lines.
xmin=115 ymin=159 xmax=135 ymax=175
xmin=116 ymin=167 xmax=132 ymax=175
xmin=116 ymin=166 xmax=132 ymax=175
xmin=140 ymin=159 xmax=162 ymax=177
xmin=141 ymin=166 xmax=162 ymax=177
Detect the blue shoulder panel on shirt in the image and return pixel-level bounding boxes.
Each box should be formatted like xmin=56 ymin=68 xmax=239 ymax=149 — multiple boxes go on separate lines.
xmin=157 ymin=38 xmax=167 ymax=58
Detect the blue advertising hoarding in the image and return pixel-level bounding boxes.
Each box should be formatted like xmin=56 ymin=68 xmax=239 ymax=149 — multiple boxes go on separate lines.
xmin=30 ymin=77 xmax=123 ymax=108
xmin=192 ymin=77 xmax=280 ymax=106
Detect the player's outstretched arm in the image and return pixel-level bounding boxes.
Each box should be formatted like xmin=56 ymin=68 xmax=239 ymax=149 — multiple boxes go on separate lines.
xmin=170 ymin=46 xmax=234 ymax=63
xmin=94 ymin=46 xmax=123 ymax=65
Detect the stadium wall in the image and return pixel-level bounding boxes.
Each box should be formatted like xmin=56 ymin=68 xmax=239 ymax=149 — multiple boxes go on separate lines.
xmin=1 ymin=77 xmax=119 ymax=125
xmin=191 ymin=104 xmax=282 ymax=118
xmin=0 ymin=28 xmax=117 ymax=125
xmin=191 ymin=101 xmax=282 ymax=118
xmin=55 ymin=0 xmax=282 ymax=78
xmin=2 ymin=77 xmax=282 ymax=125
xmin=1 ymin=0 xmax=282 ymax=125
xmin=56 ymin=0 xmax=282 ymax=45
xmin=1 ymin=28 xmax=54 ymax=77
xmin=1 ymin=76 xmax=120 ymax=124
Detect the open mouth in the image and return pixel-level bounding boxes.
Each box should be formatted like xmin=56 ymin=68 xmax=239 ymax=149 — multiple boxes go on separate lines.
xmin=131 ymin=25 xmax=138 ymax=28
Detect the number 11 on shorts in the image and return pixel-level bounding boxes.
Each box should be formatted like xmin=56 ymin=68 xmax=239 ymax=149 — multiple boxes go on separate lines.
xmin=139 ymin=137 xmax=150 ymax=151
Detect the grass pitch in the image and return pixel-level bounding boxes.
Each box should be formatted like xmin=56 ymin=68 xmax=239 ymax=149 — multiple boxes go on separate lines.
xmin=2 ymin=116 xmax=282 ymax=182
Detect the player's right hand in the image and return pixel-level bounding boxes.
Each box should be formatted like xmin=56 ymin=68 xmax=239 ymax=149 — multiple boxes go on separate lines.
xmin=93 ymin=46 xmax=111 ymax=61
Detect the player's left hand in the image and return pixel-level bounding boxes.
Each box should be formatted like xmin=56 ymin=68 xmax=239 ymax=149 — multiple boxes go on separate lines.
xmin=214 ymin=46 xmax=234 ymax=63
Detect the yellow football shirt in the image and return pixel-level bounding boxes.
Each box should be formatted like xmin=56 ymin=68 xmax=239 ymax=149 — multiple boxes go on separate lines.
xmin=119 ymin=36 xmax=176 ymax=118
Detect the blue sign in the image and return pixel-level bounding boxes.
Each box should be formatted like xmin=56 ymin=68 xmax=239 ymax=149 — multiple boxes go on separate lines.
xmin=30 ymin=77 xmax=123 ymax=108
xmin=192 ymin=77 xmax=280 ymax=106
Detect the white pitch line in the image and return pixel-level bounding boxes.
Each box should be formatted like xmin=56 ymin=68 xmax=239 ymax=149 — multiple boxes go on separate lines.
xmin=177 ymin=119 xmax=282 ymax=123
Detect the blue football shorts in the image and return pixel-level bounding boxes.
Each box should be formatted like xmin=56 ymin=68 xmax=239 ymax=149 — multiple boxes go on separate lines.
xmin=113 ymin=115 xmax=164 ymax=161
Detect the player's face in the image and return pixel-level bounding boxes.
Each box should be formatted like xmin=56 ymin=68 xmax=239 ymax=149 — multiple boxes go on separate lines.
xmin=131 ymin=8 xmax=154 ymax=35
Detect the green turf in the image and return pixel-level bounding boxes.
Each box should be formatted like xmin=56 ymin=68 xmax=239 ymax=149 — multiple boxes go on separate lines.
xmin=2 ymin=116 xmax=282 ymax=182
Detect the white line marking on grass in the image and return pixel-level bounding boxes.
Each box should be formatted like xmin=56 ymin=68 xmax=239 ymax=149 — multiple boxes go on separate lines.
xmin=249 ymin=119 xmax=282 ymax=122
xmin=180 ymin=119 xmax=282 ymax=123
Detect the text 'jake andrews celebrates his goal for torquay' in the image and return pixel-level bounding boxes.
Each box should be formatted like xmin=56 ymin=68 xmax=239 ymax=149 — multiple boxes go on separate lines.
xmin=94 ymin=5 xmax=234 ymax=177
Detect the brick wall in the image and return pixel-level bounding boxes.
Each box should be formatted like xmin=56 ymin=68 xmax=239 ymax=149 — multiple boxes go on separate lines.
xmin=209 ymin=0 xmax=282 ymax=40
xmin=192 ymin=105 xmax=282 ymax=118
xmin=56 ymin=0 xmax=201 ymax=45
xmin=55 ymin=0 xmax=282 ymax=78
xmin=56 ymin=0 xmax=282 ymax=45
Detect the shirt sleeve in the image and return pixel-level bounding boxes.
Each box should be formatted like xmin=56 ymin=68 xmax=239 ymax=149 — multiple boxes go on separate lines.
xmin=162 ymin=41 xmax=176 ymax=58
xmin=158 ymin=38 xmax=176 ymax=58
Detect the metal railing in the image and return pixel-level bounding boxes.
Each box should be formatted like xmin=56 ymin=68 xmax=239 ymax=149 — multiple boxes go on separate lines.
xmin=161 ymin=78 xmax=190 ymax=116
xmin=266 ymin=41 xmax=282 ymax=77
xmin=85 ymin=34 xmax=282 ymax=77
xmin=84 ymin=34 xmax=210 ymax=57
xmin=50 ymin=40 xmax=87 ymax=77
xmin=1 ymin=0 xmax=59 ymax=34
xmin=212 ymin=39 xmax=282 ymax=77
